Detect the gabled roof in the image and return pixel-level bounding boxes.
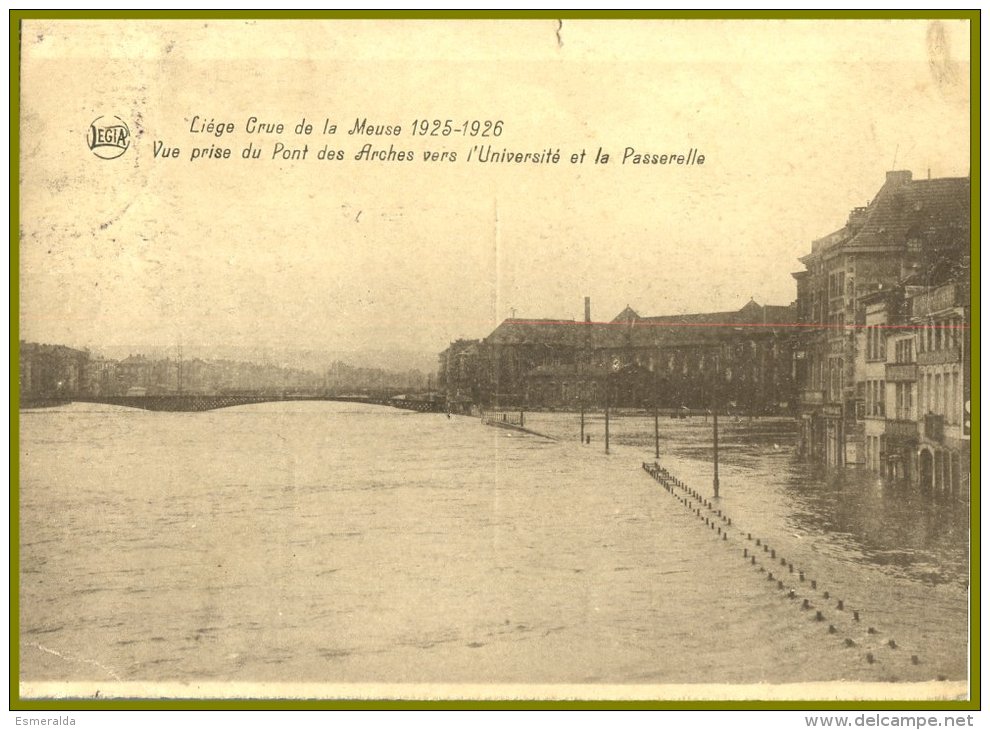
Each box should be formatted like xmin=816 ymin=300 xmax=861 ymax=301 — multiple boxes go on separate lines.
xmin=612 ymin=305 xmax=641 ymax=323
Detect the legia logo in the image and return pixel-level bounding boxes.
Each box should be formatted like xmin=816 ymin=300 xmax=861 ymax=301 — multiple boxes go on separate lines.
xmin=87 ymin=115 xmax=130 ymax=159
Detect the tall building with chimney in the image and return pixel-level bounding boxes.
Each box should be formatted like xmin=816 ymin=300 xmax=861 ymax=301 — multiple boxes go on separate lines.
xmin=439 ymin=297 xmax=798 ymax=413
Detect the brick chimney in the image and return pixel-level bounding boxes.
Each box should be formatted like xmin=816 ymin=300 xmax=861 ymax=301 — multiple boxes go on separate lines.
xmin=885 ymin=170 xmax=912 ymax=186
xmin=584 ymin=297 xmax=591 ymax=323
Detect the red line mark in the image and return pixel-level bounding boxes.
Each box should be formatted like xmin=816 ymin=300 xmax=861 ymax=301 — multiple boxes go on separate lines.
xmin=503 ymin=319 xmax=970 ymax=330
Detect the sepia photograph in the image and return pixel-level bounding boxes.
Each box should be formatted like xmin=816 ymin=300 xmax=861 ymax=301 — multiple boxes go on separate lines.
xmin=14 ymin=14 xmax=975 ymax=705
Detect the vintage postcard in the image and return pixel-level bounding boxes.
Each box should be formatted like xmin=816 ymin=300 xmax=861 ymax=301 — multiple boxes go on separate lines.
xmin=15 ymin=16 xmax=974 ymax=704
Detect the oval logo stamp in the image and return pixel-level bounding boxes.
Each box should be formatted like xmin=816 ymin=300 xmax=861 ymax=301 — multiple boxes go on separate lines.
xmin=87 ymin=116 xmax=130 ymax=159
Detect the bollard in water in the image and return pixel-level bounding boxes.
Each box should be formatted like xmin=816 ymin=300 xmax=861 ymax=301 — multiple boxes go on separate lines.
xmin=815 ymin=611 xmax=824 ymax=622
xmin=751 ymin=556 xmax=756 ymax=565
xmin=867 ymin=627 xmax=877 ymax=634
xmin=744 ymin=548 xmax=748 ymax=557
xmin=728 ymin=518 xmax=732 ymax=526
xmin=799 ymin=572 xmax=805 ymax=582
xmin=844 ymin=638 xmax=855 ymax=647
xmin=768 ymin=572 xmax=774 ymax=581
xmin=756 ymin=538 xmax=761 ymax=546
xmin=853 ymin=611 xmax=860 ymax=622
xmin=777 ymin=580 xmax=784 ymax=589
xmin=888 ymin=639 xmax=897 ymax=649
xmin=780 ymin=557 xmax=786 ymax=566
xmin=787 ymin=589 xmax=795 ymax=598
xmin=837 ymin=600 xmax=844 ymax=611
xmin=911 ymin=655 xmax=920 ymax=665
xmin=722 ymin=533 xmax=727 ymax=541
xmin=771 ymin=549 xmax=776 ymax=558
xmin=866 ymin=653 xmax=875 ymax=664
xmin=823 ymin=591 xmax=830 ymax=599
xmin=828 ymin=624 xmax=837 ymax=634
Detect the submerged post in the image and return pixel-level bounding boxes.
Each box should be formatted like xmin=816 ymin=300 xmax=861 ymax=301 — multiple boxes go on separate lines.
xmin=580 ymin=403 xmax=585 ymax=444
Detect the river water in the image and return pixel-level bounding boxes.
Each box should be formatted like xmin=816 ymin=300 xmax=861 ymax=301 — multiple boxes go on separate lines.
xmin=18 ymin=402 xmax=970 ymax=691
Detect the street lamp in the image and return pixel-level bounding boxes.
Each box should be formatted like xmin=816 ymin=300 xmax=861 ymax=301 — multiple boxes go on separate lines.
xmin=605 ymin=363 xmax=611 ymax=455
xmin=713 ymin=350 xmax=721 ymax=499
xmin=653 ymin=363 xmax=660 ymax=460
xmin=606 ymin=354 xmax=620 ymax=454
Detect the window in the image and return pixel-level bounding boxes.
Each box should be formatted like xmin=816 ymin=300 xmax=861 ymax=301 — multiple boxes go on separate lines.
xmin=894 ymin=338 xmax=914 ymax=364
xmin=895 ymin=382 xmax=914 ymax=421
xmin=949 ymin=371 xmax=957 ymax=424
xmin=866 ymin=325 xmax=885 ymax=361
xmin=943 ymin=373 xmax=950 ymax=421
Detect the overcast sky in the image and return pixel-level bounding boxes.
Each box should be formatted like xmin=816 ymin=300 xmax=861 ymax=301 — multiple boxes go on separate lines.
xmin=19 ymin=18 xmax=971 ymax=359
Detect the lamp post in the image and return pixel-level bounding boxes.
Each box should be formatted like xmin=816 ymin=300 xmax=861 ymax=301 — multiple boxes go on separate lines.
xmin=605 ymin=366 xmax=611 ymax=455
xmin=605 ymin=354 xmax=623 ymax=455
xmin=580 ymin=398 xmax=585 ymax=444
xmin=713 ymin=350 xmax=721 ymax=499
xmin=653 ymin=364 xmax=660 ymax=460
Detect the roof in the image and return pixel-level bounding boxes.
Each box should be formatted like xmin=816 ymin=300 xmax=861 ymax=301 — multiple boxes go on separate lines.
xmin=119 ymin=354 xmax=150 ymax=365
xmin=612 ymin=305 xmax=641 ymax=323
xmin=845 ymin=175 xmax=969 ymax=252
xmin=440 ymin=338 xmax=480 ymax=358
xmin=484 ymin=301 xmax=797 ymax=349
xmin=800 ymin=171 xmax=969 ymax=263
xmin=632 ymin=299 xmax=795 ymax=327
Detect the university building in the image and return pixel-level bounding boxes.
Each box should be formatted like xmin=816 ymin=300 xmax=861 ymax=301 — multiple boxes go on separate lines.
xmin=439 ymin=297 xmax=798 ymax=413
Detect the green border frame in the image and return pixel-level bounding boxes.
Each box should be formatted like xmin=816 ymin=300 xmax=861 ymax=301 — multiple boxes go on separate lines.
xmin=8 ymin=8 xmax=980 ymax=712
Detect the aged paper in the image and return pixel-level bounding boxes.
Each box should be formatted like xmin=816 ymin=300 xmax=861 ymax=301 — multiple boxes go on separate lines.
xmin=17 ymin=17 xmax=972 ymax=703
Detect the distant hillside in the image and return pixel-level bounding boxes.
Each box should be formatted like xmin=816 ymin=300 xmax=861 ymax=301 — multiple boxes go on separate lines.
xmin=93 ymin=345 xmax=437 ymax=375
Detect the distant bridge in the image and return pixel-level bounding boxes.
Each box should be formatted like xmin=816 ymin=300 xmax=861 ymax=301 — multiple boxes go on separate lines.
xmin=67 ymin=393 xmax=444 ymax=413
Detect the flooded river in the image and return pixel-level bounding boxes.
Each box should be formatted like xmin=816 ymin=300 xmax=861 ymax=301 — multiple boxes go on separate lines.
xmin=18 ymin=403 xmax=970 ymax=691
